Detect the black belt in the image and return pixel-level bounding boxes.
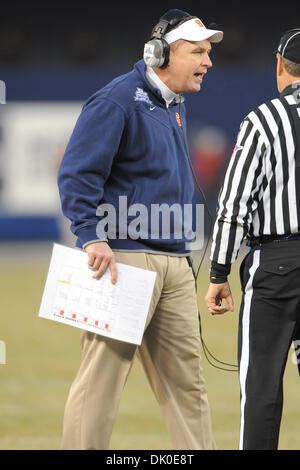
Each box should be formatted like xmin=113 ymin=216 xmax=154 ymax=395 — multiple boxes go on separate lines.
xmin=247 ymin=233 xmax=300 ymax=248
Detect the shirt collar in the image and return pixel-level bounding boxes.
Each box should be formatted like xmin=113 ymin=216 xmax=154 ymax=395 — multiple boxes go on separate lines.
xmin=145 ymin=66 xmax=180 ymax=108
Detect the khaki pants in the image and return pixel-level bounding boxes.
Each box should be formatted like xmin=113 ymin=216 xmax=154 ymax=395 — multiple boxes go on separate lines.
xmin=61 ymin=252 xmax=215 ymax=450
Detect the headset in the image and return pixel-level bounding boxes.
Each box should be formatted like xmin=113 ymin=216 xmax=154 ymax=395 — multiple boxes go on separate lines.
xmin=143 ymin=9 xmax=192 ymax=68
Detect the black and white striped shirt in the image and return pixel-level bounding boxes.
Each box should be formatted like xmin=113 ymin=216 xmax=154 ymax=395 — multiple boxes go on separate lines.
xmin=211 ymin=82 xmax=300 ymax=269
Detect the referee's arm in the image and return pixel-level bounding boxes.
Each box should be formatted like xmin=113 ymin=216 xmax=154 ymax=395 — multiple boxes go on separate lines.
xmin=205 ymin=115 xmax=267 ymax=314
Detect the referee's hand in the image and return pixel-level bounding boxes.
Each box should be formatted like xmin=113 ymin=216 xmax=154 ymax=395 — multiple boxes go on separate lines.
xmin=204 ymin=282 xmax=234 ymax=315
xmin=85 ymin=242 xmax=117 ymax=284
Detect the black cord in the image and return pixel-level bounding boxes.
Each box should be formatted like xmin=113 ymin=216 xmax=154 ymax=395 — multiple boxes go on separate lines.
xmin=179 ymin=100 xmax=238 ymax=372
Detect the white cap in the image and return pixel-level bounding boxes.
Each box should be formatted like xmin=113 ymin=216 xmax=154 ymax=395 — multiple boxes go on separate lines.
xmin=164 ymin=17 xmax=223 ymax=44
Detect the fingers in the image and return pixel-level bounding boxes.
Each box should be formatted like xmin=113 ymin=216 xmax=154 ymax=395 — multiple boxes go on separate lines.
xmin=92 ymin=258 xmax=109 ymax=280
xmin=207 ymin=296 xmax=233 ymax=315
xmin=207 ymin=297 xmax=233 ymax=315
xmin=226 ymin=294 xmax=234 ymax=312
xmin=92 ymin=256 xmax=117 ymax=283
xmin=86 ymin=243 xmax=117 ymax=283
xmin=87 ymin=253 xmax=101 ymax=270
xmin=207 ymin=303 xmax=228 ymax=315
xmin=108 ymin=259 xmax=117 ymax=284
xmin=204 ymin=282 xmax=234 ymax=316
xmin=206 ymin=295 xmax=226 ymax=315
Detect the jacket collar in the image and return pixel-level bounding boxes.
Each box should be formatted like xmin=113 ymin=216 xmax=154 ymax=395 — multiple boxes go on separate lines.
xmin=134 ymin=59 xmax=184 ymax=107
xmin=146 ymin=66 xmax=179 ymax=108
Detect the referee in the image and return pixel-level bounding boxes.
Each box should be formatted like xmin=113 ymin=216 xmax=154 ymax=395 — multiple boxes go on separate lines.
xmin=205 ymin=29 xmax=300 ymax=450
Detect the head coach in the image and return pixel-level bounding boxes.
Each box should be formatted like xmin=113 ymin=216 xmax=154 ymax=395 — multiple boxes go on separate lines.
xmin=205 ymin=29 xmax=300 ymax=449
xmin=57 ymin=9 xmax=223 ymax=450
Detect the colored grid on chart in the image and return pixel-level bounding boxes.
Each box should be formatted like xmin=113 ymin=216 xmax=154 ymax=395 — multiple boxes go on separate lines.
xmin=52 ymin=265 xmax=118 ymax=332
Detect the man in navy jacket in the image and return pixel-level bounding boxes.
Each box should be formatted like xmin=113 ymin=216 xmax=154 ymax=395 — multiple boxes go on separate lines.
xmin=58 ymin=9 xmax=223 ymax=450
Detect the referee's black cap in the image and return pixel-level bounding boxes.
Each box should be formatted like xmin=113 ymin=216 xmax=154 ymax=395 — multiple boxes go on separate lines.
xmin=277 ymin=28 xmax=300 ymax=64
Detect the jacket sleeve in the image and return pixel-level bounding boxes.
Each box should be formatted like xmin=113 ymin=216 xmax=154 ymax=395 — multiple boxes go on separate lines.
xmin=57 ymin=96 xmax=126 ymax=247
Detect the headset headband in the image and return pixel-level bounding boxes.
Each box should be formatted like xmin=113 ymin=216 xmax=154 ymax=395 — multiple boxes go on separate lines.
xmin=151 ymin=19 xmax=170 ymax=39
xmin=150 ymin=9 xmax=192 ymax=40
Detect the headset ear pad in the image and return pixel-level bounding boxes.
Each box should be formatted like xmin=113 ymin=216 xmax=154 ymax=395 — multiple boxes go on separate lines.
xmin=143 ymin=38 xmax=170 ymax=68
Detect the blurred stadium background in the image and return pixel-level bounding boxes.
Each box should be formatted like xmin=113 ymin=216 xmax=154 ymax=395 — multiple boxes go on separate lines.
xmin=0 ymin=0 xmax=299 ymax=450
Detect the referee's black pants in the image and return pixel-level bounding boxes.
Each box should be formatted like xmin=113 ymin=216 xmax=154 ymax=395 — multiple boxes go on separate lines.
xmin=238 ymin=240 xmax=300 ymax=450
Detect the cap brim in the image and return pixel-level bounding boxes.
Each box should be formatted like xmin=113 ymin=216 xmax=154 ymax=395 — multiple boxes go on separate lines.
xmin=164 ymin=18 xmax=224 ymax=45
xmin=178 ymin=29 xmax=223 ymax=43
xmin=203 ymin=29 xmax=224 ymax=43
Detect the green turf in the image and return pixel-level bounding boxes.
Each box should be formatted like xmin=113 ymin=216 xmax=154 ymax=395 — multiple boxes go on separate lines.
xmin=0 ymin=256 xmax=299 ymax=450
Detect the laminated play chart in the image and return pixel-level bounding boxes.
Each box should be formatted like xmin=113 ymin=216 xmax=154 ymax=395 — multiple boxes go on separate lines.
xmin=39 ymin=244 xmax=156 ymax=345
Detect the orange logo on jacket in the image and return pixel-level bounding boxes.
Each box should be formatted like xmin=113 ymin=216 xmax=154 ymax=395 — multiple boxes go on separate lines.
xmin=176 ymin=112 xmax=182 ymax=126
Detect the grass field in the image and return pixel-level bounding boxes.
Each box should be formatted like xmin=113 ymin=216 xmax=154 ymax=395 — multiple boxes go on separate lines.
xmin=0 ymin=244 xmax=299 ymax=450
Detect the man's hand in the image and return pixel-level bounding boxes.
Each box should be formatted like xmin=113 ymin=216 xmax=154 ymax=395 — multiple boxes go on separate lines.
xmin=204 ymin=282 xmax=234 ymax=315
xmin=85 ymin=242 xmax=117 ymax=284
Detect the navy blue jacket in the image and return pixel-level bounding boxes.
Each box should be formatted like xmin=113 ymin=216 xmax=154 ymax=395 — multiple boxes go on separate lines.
xmin=57 ymin=59 xmax=195 ymax=254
